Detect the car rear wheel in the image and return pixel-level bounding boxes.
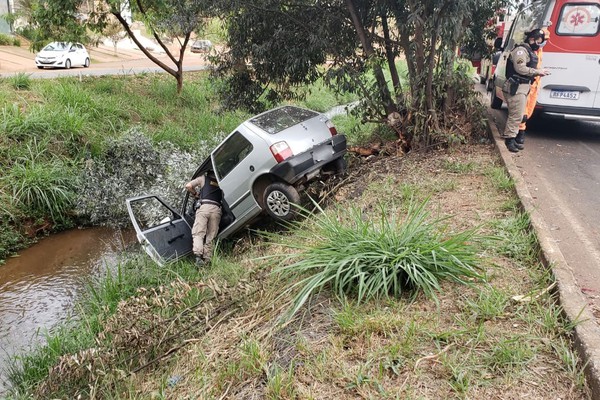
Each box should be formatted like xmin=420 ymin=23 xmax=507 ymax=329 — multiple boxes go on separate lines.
xmin=84 ymin=58 xmax=90 ymax=68
xmin=263 ymin=182 xmax=300 ymax=221
xmin=330 ymin=157 xmax=347 ymax=174
xmin=65 ymin=59 xmax=71 ymax=69
xmin=490 ymin=84 xmax=503 ymax=109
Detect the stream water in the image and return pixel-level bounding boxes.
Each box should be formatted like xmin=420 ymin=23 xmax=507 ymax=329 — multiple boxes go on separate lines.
xmin=0 ymin=227 xmax=135 ymax=394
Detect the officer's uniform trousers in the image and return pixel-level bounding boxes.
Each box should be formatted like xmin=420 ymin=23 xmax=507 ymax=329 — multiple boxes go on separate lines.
xmin=502 ymin=80 xmax=530 ymax=139
xmin=192 ymin=203 xmax=221 ymax=262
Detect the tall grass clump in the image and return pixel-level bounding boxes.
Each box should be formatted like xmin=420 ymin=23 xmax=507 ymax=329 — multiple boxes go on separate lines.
xmin=270 ymin=199 xmax=484 ymax=318
xmin=9 ymin=72 xmax=32 ymax=90
xmin=2 ymin=143 xmax=78 ymax=225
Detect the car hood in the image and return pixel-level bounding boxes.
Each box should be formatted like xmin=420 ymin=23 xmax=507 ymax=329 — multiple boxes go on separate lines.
xmin=37 ymin=50 xmax=66 ymax=58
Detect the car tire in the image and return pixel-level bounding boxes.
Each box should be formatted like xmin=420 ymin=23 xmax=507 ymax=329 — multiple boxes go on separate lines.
xmin=490 ymin=84 xmax=503 ymax=109
xmin=84 ymin=58 xmax=90 ymax=68
xmin=331 ymin=157 xmax=347 ymax=174
xmin=263 ymin=182 xmax=300 ymax=221
xmin=486 ymin=78 xmax=494 ymax=92
xmin=65 ymin=59 xmax=71 ymax=69
xmin=36 ymin=66 xmax=43 ymax=69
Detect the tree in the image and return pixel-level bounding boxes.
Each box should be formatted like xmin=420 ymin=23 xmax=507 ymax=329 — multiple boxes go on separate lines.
xmin=213 ymin=0 xmax=507 ymax=149
xmin=103 ymin=16 xmax=127 ymax=55
xmin=21 ymin=0 xmax=87 ymax=52
xmin=104 ymin=0 xmax=214 ymax=93
xmin=22 ymin=0 xmax=215 ymax=93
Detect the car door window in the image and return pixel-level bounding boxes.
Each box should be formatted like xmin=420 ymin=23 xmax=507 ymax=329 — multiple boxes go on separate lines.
xmin=126 ymin=195 xmax=192 ymax=265
xmin=504 ymin=3 xmax=547 ymax=51
xmin=213 ymin=131 xmax=253 ymax=180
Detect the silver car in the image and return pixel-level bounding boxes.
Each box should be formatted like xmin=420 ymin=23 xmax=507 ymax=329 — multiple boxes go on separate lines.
xmin=126 ymin=106 xmax=347 ymax=264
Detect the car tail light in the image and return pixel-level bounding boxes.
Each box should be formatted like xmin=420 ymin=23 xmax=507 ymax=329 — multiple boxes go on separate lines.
xmin=326 ymin=120 xmax=338 ymax=136
xmin=270 ymin=141 xmax=293 ymax=163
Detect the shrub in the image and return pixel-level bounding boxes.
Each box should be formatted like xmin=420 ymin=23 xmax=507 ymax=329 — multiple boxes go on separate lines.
xmin=0 ymin=33 xmax=17 ymax=45
xmin=269 ymin=199 xmax=484 ymax=318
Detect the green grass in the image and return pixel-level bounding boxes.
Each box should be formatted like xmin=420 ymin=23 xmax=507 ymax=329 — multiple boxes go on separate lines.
xmin=8 ymin=73 xmax=32 ymax=90
xmin=489 ymin=212 xmax=539 ymax=264
xmin=1 ymin=142 xmax=78 ymax=224
xmin=485 ymin=165 xmax=515 ymax=192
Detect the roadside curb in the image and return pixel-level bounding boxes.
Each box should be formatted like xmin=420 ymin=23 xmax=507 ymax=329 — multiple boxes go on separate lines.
xmin=485 ymin=108 xmax=600 ymax=399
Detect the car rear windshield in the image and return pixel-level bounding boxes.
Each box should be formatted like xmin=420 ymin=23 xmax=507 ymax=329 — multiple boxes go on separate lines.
xmin=249 ymin=106 xmax=319 ymax=134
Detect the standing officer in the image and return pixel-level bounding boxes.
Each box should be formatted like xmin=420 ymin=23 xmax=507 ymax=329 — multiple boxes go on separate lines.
xmin=185 ymin=170 xmax=223 ymax=267
xmin=502 ymin=29 xmax=549 ymax=153
xmin=516 ymin=27 xmax=550 ymax=148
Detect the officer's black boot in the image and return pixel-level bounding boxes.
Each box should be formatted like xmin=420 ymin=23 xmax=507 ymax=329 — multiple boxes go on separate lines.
xmin=515 ymin=130 xmax=525 ymax=146
xmin=505 ymin=138 xmax=520 ymax=153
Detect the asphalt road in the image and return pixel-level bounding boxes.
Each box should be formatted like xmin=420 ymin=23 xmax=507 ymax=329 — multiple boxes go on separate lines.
xmin=487 ymin=94 xmax=600 ymax=316
xmin=0 ymin=64 xmax=209 ymax=79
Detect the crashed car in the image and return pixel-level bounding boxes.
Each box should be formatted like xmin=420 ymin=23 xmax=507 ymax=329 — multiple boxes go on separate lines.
xmin=126 ymin=105 xmax=347 ymax=265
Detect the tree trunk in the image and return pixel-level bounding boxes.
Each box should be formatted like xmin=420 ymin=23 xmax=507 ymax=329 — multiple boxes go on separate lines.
xmin=345 ymin=0 xmax=397 ymax=117
xmin=381 ymin=13 xmax=402 ymax=99
xmin=112 ymin=9 xmax=186 ymax=94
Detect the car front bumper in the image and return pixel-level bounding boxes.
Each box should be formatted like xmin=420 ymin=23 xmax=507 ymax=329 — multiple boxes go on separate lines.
xmin=35 ymin=58 xmax=66 ymax=67
xmin=270 ymin=134 xmax=347 ymax=184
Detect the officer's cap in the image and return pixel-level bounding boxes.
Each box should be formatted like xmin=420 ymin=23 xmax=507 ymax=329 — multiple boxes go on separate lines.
xmin=525 ymin=29 xmax=546 ymax=42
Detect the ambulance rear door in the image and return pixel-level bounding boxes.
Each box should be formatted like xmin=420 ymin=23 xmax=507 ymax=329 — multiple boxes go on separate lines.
xmin=538 ymin=0 xmax=600 ymax=111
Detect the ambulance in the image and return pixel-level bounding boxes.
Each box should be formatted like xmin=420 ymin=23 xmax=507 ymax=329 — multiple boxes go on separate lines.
xmin=490 ymin=0 xmax=600 ymax=122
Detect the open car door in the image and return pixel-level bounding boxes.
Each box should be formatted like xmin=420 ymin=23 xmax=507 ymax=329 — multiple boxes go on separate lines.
xmin=126 ymin=194 xmax=193 ymax=265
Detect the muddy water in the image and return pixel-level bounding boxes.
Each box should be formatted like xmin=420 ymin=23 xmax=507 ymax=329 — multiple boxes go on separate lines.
xmin=0 ymin=227 xmax=135 ymax=393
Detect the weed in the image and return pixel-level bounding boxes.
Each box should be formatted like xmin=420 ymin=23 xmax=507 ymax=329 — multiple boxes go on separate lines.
xmin=552 ymin=337 xmax=588 ymax=389
xmin=239 ymin=337 xmax=268 ymax=378
xmin=441 ymin=160 xmax=477 ymax=174
xmin=266 ymin=364 xmax=297 ymax=399
xmin=489 ymin=212 xmax=538 ymax=264
xmin=462 ymin=285 xmax=509 ymax=322
xmin=485 ymin=336 xmax=535 ymax=375
xmin=484 ymin=165 xmax=514 ymax=192
xmin=9 ymin=73 xmax=31 ymax=90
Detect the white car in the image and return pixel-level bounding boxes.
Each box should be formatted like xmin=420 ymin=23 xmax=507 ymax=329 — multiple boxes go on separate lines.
xmin=190 ymin=39 xmax=212 ymax=53
xmin=35 ymin=42 xmax=91 ymax=69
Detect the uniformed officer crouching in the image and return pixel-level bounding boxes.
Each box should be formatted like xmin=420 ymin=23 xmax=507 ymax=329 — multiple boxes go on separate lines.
xmin=502 ymin=29 xmax=550 ymax=153
xmin=185 ymin=170 xmax=223 ymax=267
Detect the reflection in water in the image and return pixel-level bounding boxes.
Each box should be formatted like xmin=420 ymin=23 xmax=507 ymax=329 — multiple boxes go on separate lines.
xmin=0 ymin=227 xmax=135 ymax=394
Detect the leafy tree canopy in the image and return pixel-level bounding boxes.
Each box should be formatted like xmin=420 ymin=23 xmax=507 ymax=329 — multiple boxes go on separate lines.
xmin=213 ymin=0 xmax=509 ymax=149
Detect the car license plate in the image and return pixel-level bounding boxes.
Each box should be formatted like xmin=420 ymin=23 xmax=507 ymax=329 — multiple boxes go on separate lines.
xmin=550 ymin=90 xmax=579 ymax=100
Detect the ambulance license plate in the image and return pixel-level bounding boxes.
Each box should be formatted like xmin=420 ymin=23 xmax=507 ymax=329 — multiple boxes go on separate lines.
xmin=550 ymin=90 xmax=579 ymax=100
